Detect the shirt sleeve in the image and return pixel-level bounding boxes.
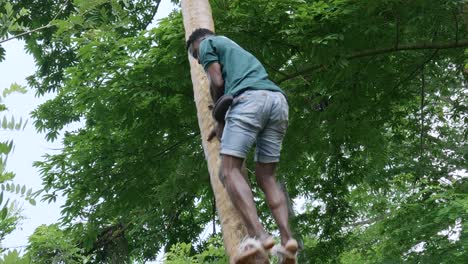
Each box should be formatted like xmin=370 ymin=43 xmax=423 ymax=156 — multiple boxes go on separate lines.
xmin=199 ymin=38 xmax=219 ymax=71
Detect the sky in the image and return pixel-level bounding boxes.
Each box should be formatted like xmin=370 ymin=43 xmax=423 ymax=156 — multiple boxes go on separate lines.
xmin=0 ymin=0 xmax=177 ymax=259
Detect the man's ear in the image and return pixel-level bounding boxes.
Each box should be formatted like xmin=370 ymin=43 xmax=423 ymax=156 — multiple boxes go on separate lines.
xmin=188 ymin=44 xmax=195 ymax=59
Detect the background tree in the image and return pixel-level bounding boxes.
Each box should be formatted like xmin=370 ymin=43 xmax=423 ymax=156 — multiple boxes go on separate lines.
xmin=24 ymin=224 xmax=84 ymax=264
xmin=3 ymin=0 xmax=467 ymax=262
xmin=0 ymin=83 xmax=30 ymax=250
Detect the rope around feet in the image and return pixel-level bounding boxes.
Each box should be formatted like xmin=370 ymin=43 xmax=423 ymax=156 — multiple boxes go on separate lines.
xmin=233 ymin=237 xmax=269 ymax=264
xmin=271 ymin=239 xmax=298 ymax=264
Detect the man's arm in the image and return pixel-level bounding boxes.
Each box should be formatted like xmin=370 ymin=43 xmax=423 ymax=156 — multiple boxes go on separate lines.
xmin=205 ymin=62 xmax=225 ymax=142
xmin=206 ymin=62 xmax=224 ymax=102
xmin=207 ymin=121 xmax=224 ymax=142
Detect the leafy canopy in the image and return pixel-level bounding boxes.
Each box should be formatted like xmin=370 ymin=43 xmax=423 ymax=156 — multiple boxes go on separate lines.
xmin=5 ymin=0 xmax=467 ymax=262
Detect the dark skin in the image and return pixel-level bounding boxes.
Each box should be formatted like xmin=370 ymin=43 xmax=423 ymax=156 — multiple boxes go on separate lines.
xmin=190 ymin=36 xmax=294 ymax=248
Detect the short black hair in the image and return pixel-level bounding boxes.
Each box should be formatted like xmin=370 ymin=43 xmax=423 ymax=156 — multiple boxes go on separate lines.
xmin=186 ymin=28 xmax=215 ymax=50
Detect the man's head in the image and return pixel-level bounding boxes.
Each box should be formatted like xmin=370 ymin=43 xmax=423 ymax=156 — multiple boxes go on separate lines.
xmin=186 ymin=28 xmax=215 ymax=61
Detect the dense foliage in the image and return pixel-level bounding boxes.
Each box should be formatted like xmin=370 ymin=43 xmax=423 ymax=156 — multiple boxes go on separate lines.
xmin=3 ymin=0 xmax=467 ymax=262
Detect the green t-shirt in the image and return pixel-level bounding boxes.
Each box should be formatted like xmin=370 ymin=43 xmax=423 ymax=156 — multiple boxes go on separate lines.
xmin=198 ymin=36 xmax=284 ymax=96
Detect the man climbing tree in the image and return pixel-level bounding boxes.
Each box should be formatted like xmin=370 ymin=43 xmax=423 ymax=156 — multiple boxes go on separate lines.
xmin=186 ymin=28 xmax=298 ymax=263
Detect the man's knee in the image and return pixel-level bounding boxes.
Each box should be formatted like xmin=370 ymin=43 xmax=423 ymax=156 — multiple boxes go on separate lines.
xmin=255 ymin=163 xmax=277 ymax=187
xmin=221 ymin=155 xmax=244 ymax=179
xmin=255 ymin=162 xmax=277 ymax=177
xmin=256 ymin=175 xmax=268 ymax=190
xmin=268 ymin=190 xmax=285 ymax=210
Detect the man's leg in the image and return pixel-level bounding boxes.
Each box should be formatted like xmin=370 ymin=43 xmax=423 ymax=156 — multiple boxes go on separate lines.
xmin=222 ymin=154 xmax=270 ymax=242
xmin=255 ymin=162 xmax=293 ymax=246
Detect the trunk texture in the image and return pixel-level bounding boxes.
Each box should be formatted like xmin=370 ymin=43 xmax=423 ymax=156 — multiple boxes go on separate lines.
xmin=180 ymin=0 xmax=248 ymax=261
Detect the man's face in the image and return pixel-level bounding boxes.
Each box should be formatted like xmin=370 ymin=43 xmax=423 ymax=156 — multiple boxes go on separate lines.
xmin=189 ymin=37 xmax=204 ymax=63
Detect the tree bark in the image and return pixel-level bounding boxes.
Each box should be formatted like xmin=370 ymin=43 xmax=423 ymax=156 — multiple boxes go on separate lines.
xmin=181 ymin=0 xmax=248 ymax=261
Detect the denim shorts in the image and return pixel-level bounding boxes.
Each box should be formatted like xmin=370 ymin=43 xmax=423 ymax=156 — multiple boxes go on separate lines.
xmin=221 ymin=89 xmax=289 ymax=163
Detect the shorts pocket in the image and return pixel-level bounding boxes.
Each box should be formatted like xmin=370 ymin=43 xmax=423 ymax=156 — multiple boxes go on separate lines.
xmin=234 ymin=93 xmax=265 ymax=115
xmin=227 ymin=93 xmax=266 ymax=128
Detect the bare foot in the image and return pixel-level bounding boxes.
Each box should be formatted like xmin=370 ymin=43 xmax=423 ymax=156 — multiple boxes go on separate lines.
xmin=258 ymin=234 xmax=275 ymax=250
xmin=234 ymin=238 xmax=269 ymax=264
xmin=274 ymin=239 xmax=298 ymax=264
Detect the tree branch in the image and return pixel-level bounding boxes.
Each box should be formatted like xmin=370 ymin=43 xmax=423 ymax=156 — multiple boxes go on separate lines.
xmin=153 ymin=132 xmax=199 ymax=159
xmin=390 ymin=50 xmax=439 ymax=96
xmin=212 ymin=196 xmax=216 ymax=235
xmin=371 ymin=49 xmax=439 ymax=111
xmin=145 ymin=0 xmax=162 ymax=29
xmin=277 ymin=39 xmax=468 ymax=84
xmin=420 ymin=67 xmax=425 ymax=162
xmin=394 ymin=10 xmax=400 ymax=50
xmin=453 ymin=9 xmax=459 ymax=43
xmin=0 ymin=0 xmax=69 ymax=44
xmin=0 ymin=24 xmax=52 ymax=44
xmin=347 ymin=215 xmax=385 ymax=228
xmin=87 ymin=222 xmax=131 ymax=255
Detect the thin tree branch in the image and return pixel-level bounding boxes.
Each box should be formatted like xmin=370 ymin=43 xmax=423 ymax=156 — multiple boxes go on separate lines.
xmin=394 ymin=11 xmax=400 ymax=50
xmin=349 ymin=40 xmax=468 ymax=59
xmin=453 ymin=9 xmax=459 ymax=43
xmin=392 ymin=50 xmax=439 ymax=94
xmin=51 ymin=0 xmax=69 ymax=21
xmin=212 ymin=196 xmax=216 ymax=235
xmin=86 ymin=222 xmax=131 ymax=256
xmin=0 ymin=244 xmax=27 ymax=249
xmin=0 ymin=24 xmax=52 ymax=44
xmin=153 ymin=132 xmax=200 ymax=159
xmin=277 ymin=39 xmax=468 ymax=84
xmin=277 ymin=64 xmax=325 ymax=84
xmin=0 ymin=0 xmax=69 ymax=44
xmin=262 ymin=60 xmax=289 ymax=79
xmin=347 ymin=215 xmax=386 ymax=228
xmin=145 ymin=0 xmax=162 ymax=29
xmin=420 ymin=67 xmax=425 ymax=162
xmin=373 ymin=49 xmax=439 ymax=111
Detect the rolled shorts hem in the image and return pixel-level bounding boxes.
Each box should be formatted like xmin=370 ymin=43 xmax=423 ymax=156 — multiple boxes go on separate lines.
xmin=255 ymin=154 xmax=280 ymax=164
xmin=220 ymin=149 xmax=247 ymax=159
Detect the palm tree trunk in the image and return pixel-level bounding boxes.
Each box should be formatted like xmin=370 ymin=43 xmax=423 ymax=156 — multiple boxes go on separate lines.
xmin=181 ymin=0 xmax=248 ymax=261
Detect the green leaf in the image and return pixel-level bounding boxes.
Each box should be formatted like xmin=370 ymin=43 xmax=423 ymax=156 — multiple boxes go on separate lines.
xmin=2 ymin=116 xmax=7 ymax=129
xmin=2 ymin=82 xmax=27 ymax=98
xmin=0 ymin=207 xmax=7 ymax=220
